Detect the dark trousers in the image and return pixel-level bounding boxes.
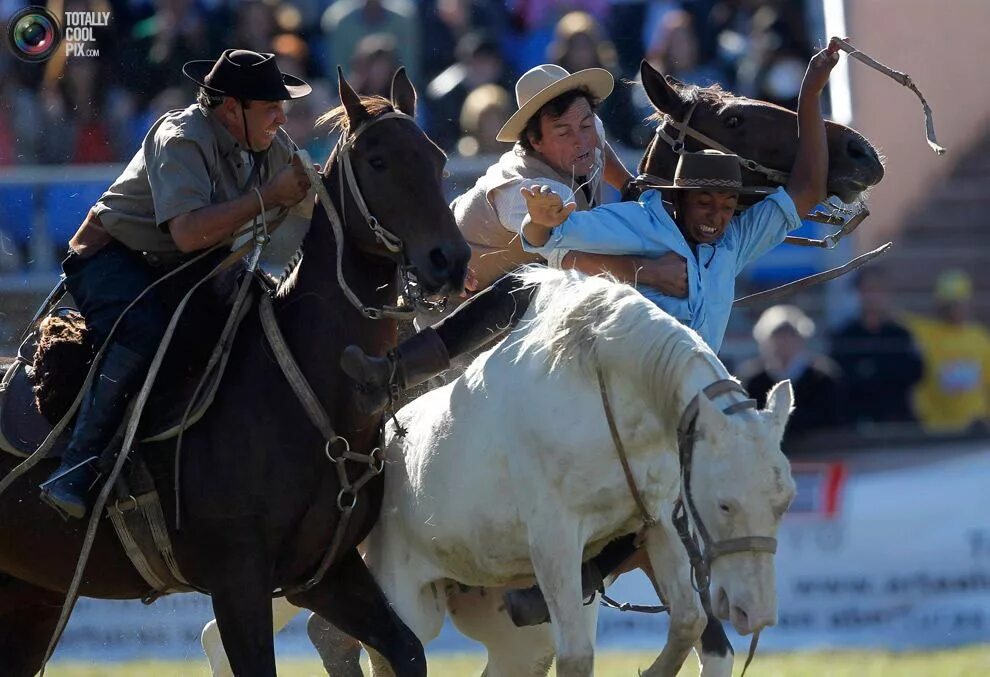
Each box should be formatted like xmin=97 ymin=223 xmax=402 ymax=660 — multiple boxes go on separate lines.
xmin=433 ymin=273 xmax=537 ymax=357
xmin=62 ymin=241 xmax=168 ymax=361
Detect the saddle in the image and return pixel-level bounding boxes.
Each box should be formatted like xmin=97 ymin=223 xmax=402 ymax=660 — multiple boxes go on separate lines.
xmin=0 ymin=268 xmax=264 ymax=459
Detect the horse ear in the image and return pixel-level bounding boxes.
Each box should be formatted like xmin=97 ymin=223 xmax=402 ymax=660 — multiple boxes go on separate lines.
xmin=697 ymin=392 xmax=731 ymax=444
xmin=338 ymin=66 xmax=369 ymax=128
xmin=391 ymin=67 xmax=417 ymax=117
xmin=640 ymin=60 xmax=689 ymax=119
xmin=764 ymin=380 xmax=795 ymax=434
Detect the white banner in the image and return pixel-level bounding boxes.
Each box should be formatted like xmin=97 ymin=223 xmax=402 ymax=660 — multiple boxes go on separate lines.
xmin=596 ymin=441 xmax=990 ymax=651
xmin=53 ymin=441 xmax=990 ymax=661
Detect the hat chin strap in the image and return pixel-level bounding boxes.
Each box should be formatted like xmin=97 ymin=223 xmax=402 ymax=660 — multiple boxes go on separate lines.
xmin=238 ymin=99 xmax=270 ymax=188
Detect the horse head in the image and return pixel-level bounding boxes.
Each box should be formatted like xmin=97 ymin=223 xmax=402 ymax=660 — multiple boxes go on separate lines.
xmin=638 ymin=60 xmax=884 ymax=204
xmin=318 ymin=68 xmax=470 ymax=296
xmin=689 ymin=379 xmax=796 ymax=636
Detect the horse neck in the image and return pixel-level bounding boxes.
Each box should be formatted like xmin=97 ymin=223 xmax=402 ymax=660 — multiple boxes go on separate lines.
xmin=274 ymin=158 xmax=400 ymax=430
xmin=674 ymin=354 xmax=725 ymax=408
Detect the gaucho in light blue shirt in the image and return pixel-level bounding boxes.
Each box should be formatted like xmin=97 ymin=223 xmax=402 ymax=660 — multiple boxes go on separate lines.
xmin=522 ymin=186 xmax=802 ymax=351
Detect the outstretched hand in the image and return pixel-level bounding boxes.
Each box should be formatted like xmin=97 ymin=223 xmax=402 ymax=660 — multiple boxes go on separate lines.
xmin=521 ymin=185 xmax=576 ymax=228
xmin=801 ymin=39 xmax=841 ymax=98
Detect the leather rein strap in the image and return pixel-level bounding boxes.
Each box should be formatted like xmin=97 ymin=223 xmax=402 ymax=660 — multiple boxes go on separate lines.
xmin=675 ymin=380 xmax=776 ymax=565
xmin=296 ymin=111 xmax=420 ymax=321
xmin=596 ymin=370 xmax=777 ymax=581
xmin=596 ymin=368 xmax=656 ymax=528
xmin=651 ymin=101 xmax=792 ymax=186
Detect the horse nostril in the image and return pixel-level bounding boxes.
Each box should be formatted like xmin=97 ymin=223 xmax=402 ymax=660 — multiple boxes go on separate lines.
xmin=429 ymin=247 xmax=449 ymax=274
xmin=847 ymin=137 xmax=875 ymax=164
xmin=732 ymin=605 xmax=750 ymax=625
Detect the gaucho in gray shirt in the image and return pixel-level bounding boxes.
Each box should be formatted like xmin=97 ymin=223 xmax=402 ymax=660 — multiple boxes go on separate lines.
xmin=40 ymin=49 xmax=313 ymax=521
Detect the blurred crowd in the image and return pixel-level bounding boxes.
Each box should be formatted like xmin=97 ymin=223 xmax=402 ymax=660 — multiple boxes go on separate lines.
xmin=740 ymin=268 xmax=990 ymax=450
xmin=0 ymin=0 xmax=817 ymax=165
xmin=1 ymin=0 xmax=987 ymax=446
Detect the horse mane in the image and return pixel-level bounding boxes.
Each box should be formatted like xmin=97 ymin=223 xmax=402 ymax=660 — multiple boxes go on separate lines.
xmin=510 ymin=267 xmax=729 ymax=419
xmin=645 ymin=80 xmax=761 ymax=125
xmin=315 ymin=95 xmax=396 ymax=132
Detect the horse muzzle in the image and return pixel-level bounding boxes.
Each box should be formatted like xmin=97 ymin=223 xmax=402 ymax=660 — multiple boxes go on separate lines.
xmin=408 ymin=239 xmax=471 ymax=296
xmin=715 ymin=585 xmax=777 ymax=636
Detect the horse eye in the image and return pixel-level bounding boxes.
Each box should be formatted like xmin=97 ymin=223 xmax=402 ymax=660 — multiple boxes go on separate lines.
xmin=725 ymin=115 xmax=742 ymax=129
xmin=718 ymin=503 xmax=732 ymax=514
xmin=369 ymin=158 xmax=387 ymax=171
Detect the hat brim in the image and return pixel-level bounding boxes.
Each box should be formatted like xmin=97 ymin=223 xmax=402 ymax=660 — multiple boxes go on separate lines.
xmin=496 ymin=68 xmax=614 ymax=143
xmin=652 ymin=182 xmax=774 ymax=196
xmin=182 ymin=60 xmax=312 ymax=100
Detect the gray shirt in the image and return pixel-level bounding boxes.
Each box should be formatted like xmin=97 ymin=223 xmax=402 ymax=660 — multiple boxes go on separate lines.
xmin=92 ymin=104 xmax=295 ymax=254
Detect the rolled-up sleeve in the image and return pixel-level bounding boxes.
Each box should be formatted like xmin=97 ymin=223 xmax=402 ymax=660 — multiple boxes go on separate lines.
xmin=521 ymin=201 xmax=665 ymax=261
xmin=491 ymin=177 xmax=574 ymax=234
xmin=147 ymin=129 xmax=213 ymax=228
xmin=728 ymin=187 xmax=803 ymax=274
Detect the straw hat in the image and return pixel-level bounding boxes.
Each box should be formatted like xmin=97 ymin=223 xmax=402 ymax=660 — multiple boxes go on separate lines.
xmin=496 ymin=64 xmax=613 ymax=143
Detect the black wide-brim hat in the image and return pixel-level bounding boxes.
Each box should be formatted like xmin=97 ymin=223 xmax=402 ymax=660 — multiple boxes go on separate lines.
xmin=652 ymin=150 xmax=773 ymax=196
xmin=183 ymin=49 xmax=311 ymax=101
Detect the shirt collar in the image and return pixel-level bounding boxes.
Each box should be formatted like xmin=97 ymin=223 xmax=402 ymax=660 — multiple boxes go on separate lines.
xmin=200 ymin=104 xmax=247 ymax=160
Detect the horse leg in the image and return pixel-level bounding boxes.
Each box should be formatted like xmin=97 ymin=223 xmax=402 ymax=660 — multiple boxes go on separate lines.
xmin=637 ymin=520 xmax=706 ymax=677
xmin=447 ymin=586 xmax=555 ymax=677
xmin=527 ymin=524 xmax=594 ymax=677
xmin=307 ymin=612 xmax=364 ymax=677
xmin=695 ymin=612 xmax=734 ymax=677
xmin=287 ymin=547 xmax=431 ymax=677
xmin=201 ymin=597 xmax=304 ymax=677
xmin=199 ymin=519 xmax=277 ymax=677
xmin=0 ymin=574 xmax=65 ymax=677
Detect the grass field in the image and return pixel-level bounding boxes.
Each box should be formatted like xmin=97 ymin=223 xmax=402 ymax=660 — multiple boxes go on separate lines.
xmin=47 ymin=646 xmax=990 ymax=676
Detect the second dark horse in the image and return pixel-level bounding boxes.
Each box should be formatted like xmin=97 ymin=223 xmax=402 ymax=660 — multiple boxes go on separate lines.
xmin=0 ymin=69 xmax=470 ymax=676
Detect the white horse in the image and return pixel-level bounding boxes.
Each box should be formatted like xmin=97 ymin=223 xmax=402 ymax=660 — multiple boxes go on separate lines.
xmin=203 ymin=269 xmax=796 ymax=676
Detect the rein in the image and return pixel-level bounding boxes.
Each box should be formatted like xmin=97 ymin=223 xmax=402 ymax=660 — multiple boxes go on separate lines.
xmin=261 ymin=109 xmax=435 ymax=594
xmin=298 ymin=110 xmax=446 ymax=321
xmin=652 ymin=101 xmax=791 ymax=186
xmin=597 ymin=371 xmax=772 ymax=674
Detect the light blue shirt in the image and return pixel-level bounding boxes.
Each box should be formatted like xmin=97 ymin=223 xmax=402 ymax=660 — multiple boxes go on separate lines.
xmin=522 ymin=187 xmax=802 ymax=352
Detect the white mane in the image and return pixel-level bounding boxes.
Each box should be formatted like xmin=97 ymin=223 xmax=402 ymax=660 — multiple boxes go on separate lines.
xmin=509 ymin=267 xmax=732 ymax=419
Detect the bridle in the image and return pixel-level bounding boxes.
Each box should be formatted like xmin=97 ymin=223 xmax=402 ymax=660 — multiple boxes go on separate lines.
xmin=596 ymin=370 xmax=777 ymax=589
xmin=300 ymin=110 xmax=446 ymax=320
xmin=673 ymin=380 xmax=778 ymax=582
xmin=597 ymin=370 xmax=778 ymax=673
xmin=633 ymin=100 xmax=868 ymax=238
xmin=648 ymin=101 xmax=791 ymax=186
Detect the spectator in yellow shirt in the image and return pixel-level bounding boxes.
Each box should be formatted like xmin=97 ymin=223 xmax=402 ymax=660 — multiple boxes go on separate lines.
xmin=905 ymin=270 xmax=990 ymax=433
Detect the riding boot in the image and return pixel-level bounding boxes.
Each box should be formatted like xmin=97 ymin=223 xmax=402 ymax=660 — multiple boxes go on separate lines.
xmin=39 ymin=342 xmax=148 ymax=520
xmin=341 ymin=274 xmax=536 ymax=415
xmin=340 ymin=327 xmax=450 ymax=414
xmin=503 ymin=534 xmax=638 ymax=627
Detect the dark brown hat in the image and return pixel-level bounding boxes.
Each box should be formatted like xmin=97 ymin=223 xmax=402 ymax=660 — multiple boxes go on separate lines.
xmin=183 ymin=49 xmax=311 ymax=101
xmin=653 ymin=150 xmax=773 ymax=195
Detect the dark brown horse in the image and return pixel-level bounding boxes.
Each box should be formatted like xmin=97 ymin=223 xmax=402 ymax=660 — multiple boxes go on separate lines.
xmin=637 ymin=60 xmax=884 ymax=204
xmin=0 ymin=69 xmax=470 ymax=676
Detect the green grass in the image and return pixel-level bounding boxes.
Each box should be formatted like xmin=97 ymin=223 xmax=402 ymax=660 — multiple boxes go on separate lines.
xmin=47 ymin=646 xmax=990 ymax=676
